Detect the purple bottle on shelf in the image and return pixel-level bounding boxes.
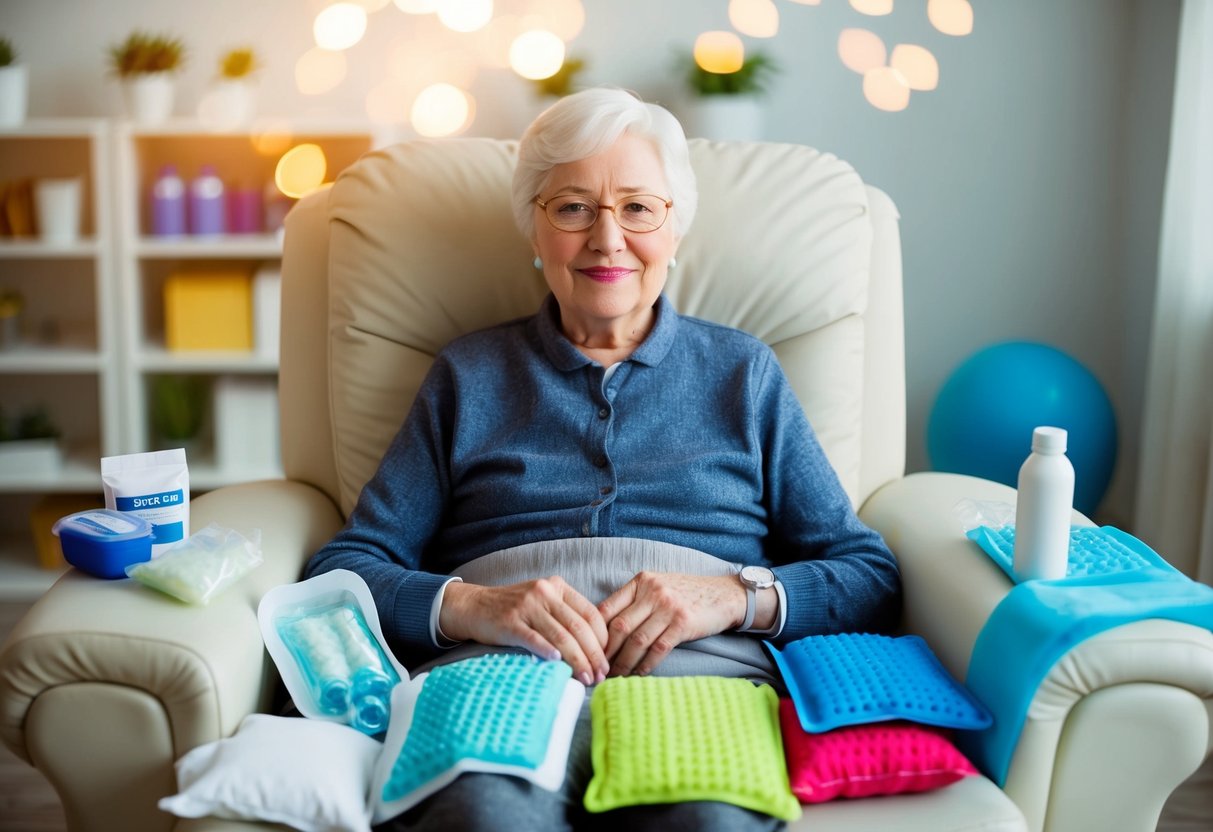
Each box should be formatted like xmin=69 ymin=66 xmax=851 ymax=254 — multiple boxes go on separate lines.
xmin=151 ymin=164 xmax=186 ymax=236
xmin=188 ymin=165 xmax=227 ymax=235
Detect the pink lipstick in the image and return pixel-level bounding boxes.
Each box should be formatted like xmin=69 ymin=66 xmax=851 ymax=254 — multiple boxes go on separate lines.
xmin=580 ymin=267 xmax=633 ymax=283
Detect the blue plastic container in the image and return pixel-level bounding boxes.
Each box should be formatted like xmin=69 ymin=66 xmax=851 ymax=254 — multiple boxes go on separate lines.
xmin=52 ymin=509 xmax=154 ymax=579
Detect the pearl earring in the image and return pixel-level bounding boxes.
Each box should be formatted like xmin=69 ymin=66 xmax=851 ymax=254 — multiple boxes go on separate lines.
xmin=668 ymin=257 xmax=677 ymax=270
xmin=533 ymin=256 xmax=543 ymax=270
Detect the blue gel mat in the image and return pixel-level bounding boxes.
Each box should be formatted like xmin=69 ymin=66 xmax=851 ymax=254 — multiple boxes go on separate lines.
xmin=765 ymin=633 xmax=992 ymax=734
xmin=967 ymin=524 xmax=1169 ymax=582
xmin=382 ymin=653 xmax=572 ymax=802
xmin=963 ymin=525 xmax=1213 ymax=785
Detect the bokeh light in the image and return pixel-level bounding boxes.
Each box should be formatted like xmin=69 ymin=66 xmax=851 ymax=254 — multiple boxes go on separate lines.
xmin=394 ymin=0 xmax=436 ymax=11
xmin=728 ymin=0 xmax=779 ymax=39
xmin=275 ymin=144 xmax=328 ymax=198
xmin=694 ymin=31 xmax=745 ymax=74
xmin=890 ymin=44 xmax=938 ymax=91
xmin=786 ymin=0 xmax=821 ymax=4
xmin=351 ymin=0 xmax=392 ymax=11
xmin=849 ymin=0 xmax=894 ymax=15
xmin=928 ymin=0 xmax=973 ymax=36
xmin=314 ymin=3 xmax=368 ymax=50
xmin=295 ymin=48 xmax=348 ymax=95
xmin=411 ymin=83 xmax=474 ymax=136
xmin=863 ymin=66 xmax=910 ymax=112
xmin=520 ymin=0 xmax=584 ymax=42
xmin=250 ymin=119 xmax=294 ymax=157
xmin=838 ymin=28 xmax=886 ymax=75
xmin=509 ymin=30 xmax=565 ymax=80
xmin=435 ymin=0 xmax=494 ymax=33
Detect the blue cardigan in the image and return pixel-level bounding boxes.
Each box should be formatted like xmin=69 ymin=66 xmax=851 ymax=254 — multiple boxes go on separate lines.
xmin=305 ymin=295 xmax=901 ymax=659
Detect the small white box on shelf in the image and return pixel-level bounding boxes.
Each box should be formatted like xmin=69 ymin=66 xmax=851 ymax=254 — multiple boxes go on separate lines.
xmin=0 ymin=438 xmax=63 ymax=475
xmin=253 ymin=266 xmax=281 ymax=361
xmin=213 ymin=377 xmax=279 ymax=473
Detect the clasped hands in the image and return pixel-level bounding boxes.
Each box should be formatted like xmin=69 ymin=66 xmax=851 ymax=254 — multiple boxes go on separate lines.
xmin=439 ymin=572 xmax=754 ymax=687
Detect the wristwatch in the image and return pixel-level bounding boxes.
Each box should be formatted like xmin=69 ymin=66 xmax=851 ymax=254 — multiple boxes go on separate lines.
xmin=738 ymin=565 xmax=776 ymax=632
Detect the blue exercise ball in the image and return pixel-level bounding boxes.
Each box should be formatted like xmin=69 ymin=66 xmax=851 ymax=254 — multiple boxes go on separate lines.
xmin=927 ymin=341 xmax=1118 ymax=516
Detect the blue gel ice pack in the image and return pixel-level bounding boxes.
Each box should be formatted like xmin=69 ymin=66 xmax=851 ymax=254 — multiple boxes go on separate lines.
xmin=967 ymin=524 xmax=1169 ymax=583
xmin=766 ymin=633 xmax=992 ymax=734
xmin=962 ymin=524 xmax=1213 ymax=786
xmin=378 ymin=653 xmax=575 ymax=814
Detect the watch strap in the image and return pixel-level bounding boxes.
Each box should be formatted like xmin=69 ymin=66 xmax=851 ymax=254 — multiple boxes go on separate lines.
xmin=740 ymin=582 xmax=757 ymax=631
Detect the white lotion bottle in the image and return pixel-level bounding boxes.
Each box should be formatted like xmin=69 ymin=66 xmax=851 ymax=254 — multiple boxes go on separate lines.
xmin=1012 ymin=426 xmax=1075 ymax=581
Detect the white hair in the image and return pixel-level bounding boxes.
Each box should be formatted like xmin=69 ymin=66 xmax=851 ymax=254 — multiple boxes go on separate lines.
xmin=511 ymin=87 xmax=698 ymax=241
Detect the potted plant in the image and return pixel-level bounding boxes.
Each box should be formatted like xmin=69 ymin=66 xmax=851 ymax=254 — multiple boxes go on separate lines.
xmin=150 ymin=375 xmax=208 ymax=452
xmin=0 ymin=36 xmax=28 ymax=128
xmin=108 ymin=31 xmax=186 ymax=125
xmin=201 ymin=46 xmax=260 ymax=128
xmin=681 ymin=50 xmax=778 ymax=141
xmin=531 ymin=55 xmax=586 ymax=99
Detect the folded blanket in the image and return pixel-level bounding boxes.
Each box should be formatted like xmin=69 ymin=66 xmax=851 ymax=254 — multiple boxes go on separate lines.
xmin=412 ymin=537 xmax=779 ymax=686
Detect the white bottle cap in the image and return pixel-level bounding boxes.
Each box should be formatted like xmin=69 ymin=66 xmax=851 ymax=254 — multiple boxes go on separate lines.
xmin=1031 ymin=426 xmax=1068 ymax=454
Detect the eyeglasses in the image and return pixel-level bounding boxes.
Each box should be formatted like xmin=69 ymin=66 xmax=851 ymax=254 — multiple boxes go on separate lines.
xmin=534 ymin=193 xmax=673 ymax=233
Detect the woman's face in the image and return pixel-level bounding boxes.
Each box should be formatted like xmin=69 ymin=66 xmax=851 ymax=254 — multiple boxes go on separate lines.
xmin=532 ymin=133 xmax=679 ymax=336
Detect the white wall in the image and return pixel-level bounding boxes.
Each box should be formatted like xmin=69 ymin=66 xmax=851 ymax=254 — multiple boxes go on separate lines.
xmin=1 ymin=0 xmax=1181 ymax=527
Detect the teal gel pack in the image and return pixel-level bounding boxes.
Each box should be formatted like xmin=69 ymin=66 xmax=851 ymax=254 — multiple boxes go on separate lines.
xmin=370 ymin=652 xmax=585 ymax=824
xmin=259 ymin=570 xmax=408 ymax=736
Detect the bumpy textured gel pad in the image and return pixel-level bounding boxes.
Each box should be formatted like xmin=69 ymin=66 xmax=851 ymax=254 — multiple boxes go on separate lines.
xmin=767 ymin=633 xmax=992 ymax=734
xmin=779 ymin=701 xmax=978 ymax=803
xmin=967 ymin=524 xmax=1169 ymax=582
xmin=381 ymin=653 xmax=572 ymax=802
xmin=583 ymin=675 xmax=801 ymax=821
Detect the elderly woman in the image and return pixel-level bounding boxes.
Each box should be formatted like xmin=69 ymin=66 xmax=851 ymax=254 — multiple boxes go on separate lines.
xmin=305 ymin=87 xmax=900 ymax=831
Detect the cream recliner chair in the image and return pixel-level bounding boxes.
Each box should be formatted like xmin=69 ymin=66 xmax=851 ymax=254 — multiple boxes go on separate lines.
xmin=2 ymin=138 xmax=1212 ymax=832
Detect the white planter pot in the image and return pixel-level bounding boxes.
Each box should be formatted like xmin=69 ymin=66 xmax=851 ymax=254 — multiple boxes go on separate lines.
xmin=683 ymin=95 xmax=765 ymax=142
xmin=0 ymin=64 xmax=29 ymax=128
xmin=0 ymin=438 xmax=63 ymax=475
xmin=34 ymin=177 xmax=83 ymax=244
xmin=198 ymin=80 xmax=257 ymax=129
xmin=122 ymin=73 xmax=176 ymax=124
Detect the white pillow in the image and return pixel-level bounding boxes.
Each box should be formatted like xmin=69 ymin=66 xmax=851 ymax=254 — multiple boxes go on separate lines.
xmin=159 ymin=714 xmax=382 ymax=832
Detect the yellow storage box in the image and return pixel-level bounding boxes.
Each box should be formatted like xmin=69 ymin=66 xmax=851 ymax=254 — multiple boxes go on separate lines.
xmin=165 ymin=271 xmax=253 ymax=351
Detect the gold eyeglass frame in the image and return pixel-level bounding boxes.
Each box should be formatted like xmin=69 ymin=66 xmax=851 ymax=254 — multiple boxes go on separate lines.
xmin=534 ymin=194 xmax=674 ymax=233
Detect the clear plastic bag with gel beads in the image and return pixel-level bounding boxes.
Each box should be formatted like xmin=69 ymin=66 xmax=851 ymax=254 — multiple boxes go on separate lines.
xmin=259 ymin=570 xmax=408 ymax=736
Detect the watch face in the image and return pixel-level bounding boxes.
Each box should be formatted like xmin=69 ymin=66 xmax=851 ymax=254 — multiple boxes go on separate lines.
xmin=740 ymin=565 xmax=776 ymax=589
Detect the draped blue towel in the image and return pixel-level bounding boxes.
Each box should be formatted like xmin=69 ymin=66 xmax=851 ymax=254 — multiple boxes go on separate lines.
xmin=961 ymin=525 xmax=1213 ymax=785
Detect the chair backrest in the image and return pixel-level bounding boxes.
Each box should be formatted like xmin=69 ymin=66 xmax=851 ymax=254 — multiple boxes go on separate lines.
xmin=278 ymin=138 xmax=906 ymax=518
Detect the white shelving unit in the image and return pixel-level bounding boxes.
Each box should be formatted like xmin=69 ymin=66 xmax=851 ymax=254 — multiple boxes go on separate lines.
xmin=0 ymin=120 xmax=117 ymax=596
xmin=0 ymin=118 xmax=376 ymax=596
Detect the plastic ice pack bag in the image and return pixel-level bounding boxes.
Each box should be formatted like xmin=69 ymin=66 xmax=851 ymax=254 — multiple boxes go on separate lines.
xmin=258 ymin=570 xmax=408 ymax=736
xmin=126 ymin=523 xmax=262 ymax=604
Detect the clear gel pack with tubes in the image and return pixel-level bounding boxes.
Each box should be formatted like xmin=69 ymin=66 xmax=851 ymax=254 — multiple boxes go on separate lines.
xmin=259 ymin=570 xmax=407 ymax=736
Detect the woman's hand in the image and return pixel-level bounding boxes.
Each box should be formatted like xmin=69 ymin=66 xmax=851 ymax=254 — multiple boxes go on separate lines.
xmin=439 ymin=577 xmax=610 ymax=686
xmin=597 ymin=572 xmax=747 ymax=677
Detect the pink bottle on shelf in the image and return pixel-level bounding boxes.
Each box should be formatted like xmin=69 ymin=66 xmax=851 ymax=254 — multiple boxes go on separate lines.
xmin=228 ymin=186 xmax=264 ymax=234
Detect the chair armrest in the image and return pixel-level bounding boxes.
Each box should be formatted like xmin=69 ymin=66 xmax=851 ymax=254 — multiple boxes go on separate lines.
xmin=0 ymin=480 xmax=343 ymax=832
xmin=860 ymin=471 xmax=1213 ymax=832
